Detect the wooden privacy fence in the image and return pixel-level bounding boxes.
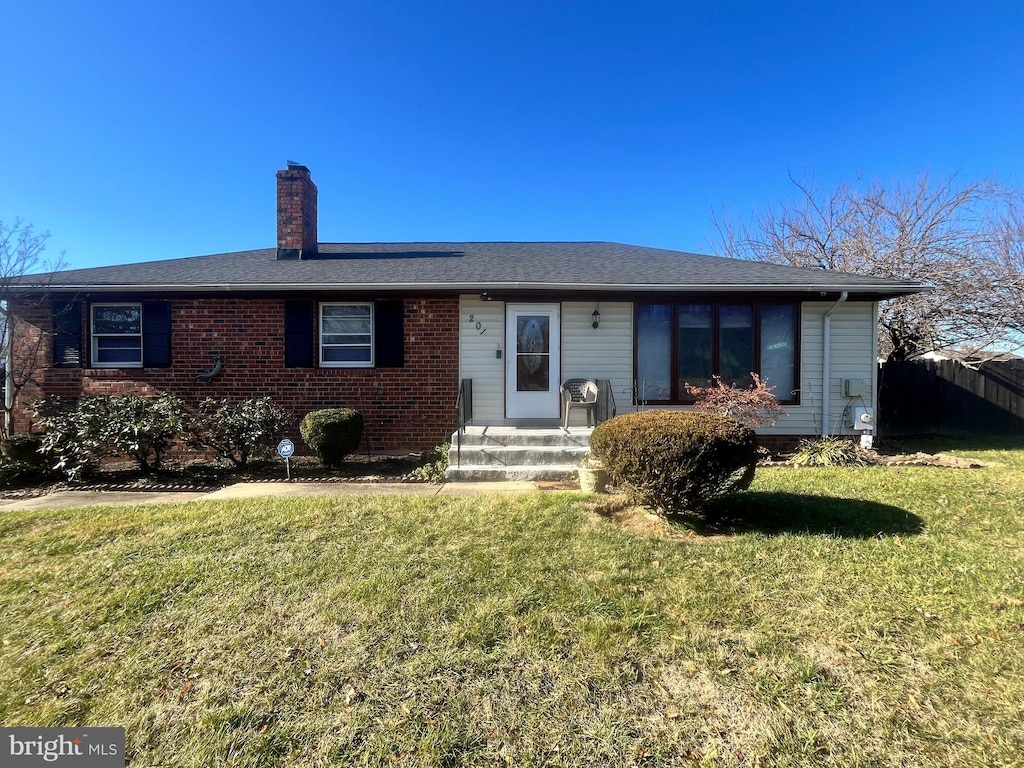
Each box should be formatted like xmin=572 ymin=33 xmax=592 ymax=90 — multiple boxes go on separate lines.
xmin=879 ymin=359 xmax=1024 ymax=435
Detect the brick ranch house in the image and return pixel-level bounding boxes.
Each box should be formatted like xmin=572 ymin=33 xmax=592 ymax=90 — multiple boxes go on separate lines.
xmin=7 ymin=164 xmax=923 ymax=457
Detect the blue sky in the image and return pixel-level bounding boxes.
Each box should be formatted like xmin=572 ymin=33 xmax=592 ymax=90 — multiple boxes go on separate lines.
xmin=2 ymin=0 xmax=1022 ymax=270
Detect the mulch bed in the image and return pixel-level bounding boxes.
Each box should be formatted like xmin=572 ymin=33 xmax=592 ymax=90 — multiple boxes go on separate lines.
xmin=876 ymin=452 xmax=984 ymax=468
xmin=0 ymin=453 xmax=429 ymax=500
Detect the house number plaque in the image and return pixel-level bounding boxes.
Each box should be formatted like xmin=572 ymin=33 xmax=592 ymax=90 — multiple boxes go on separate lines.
xmin=466 ymin=313 xmax=488 ymax=335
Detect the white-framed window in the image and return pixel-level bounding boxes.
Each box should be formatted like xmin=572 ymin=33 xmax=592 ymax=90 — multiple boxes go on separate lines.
xmin=320 ymin=302 xmax=374 ymax=367
xmin=91 ymin=303 xmax=143 ymax=367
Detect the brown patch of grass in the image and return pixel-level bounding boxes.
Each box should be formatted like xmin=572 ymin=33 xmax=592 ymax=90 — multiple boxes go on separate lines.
xmin=584 ymin=496 xmax=727 ymax=542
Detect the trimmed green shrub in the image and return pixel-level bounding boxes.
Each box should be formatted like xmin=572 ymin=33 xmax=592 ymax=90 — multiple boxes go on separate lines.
xmin=100 ymin=393 xmax=187 ymax=473
xmin=1 ymin=434 xmax=46 ymax=466
xmin=300 ymin=409 xmax=364 ymax=468
xmin=30 ymin=396 xmax=103 ymax=480
xmin=589 ymin=410 xmax=757 ymax=516
xmin=189 ymin=397 xmax=292 ymax=467
xmin=30 ymin=393 xmax=187 ymax=478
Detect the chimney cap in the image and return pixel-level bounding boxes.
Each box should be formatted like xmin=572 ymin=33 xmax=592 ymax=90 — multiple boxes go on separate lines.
xmin=286 ymin=160 xmax=309 ymax=172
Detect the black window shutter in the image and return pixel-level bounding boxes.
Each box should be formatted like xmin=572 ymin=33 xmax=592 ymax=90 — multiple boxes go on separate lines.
xmin=374 ymin=300 xmax=404 ymax=368
xmin=52 ymin=300 xmax=83 ymax=367
xmin=285 ymin=300 xmax=314 ymax=367
xmin=142 ymin=301 xmax=172 ymax=368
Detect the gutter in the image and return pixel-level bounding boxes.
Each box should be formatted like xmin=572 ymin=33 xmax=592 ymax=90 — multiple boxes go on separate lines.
xmin=821 ymin=291 xmax=849 ymax=437
xmin=21 ymin=281 xmax=929 ymax=295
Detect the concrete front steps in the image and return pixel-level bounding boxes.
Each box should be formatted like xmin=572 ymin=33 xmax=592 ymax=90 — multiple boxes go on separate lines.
xmin=445 ymin=426 xmax=594 ymax=482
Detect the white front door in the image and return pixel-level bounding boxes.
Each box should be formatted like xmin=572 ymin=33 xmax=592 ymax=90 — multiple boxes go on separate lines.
xmin=505 ymin=303 xmax=561 ymax=419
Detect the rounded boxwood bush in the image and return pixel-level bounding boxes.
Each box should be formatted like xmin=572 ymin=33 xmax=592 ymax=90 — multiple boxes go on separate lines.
xmin=299 ymin=409 xmax=364 ymax=468
xmin=589 ymin=410 xmax=757 ymax=516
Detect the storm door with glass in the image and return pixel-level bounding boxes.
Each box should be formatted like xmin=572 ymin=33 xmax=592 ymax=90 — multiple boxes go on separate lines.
xmin=504 ymin=303 xmax=561 ymax=419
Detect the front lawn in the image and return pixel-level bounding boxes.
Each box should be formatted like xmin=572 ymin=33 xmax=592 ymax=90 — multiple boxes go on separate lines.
xmin=1 ymin=444 xmax=1022 ymax=766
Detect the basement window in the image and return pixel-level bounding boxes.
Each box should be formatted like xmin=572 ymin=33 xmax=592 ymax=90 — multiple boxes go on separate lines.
xmin=91 ymin=303 xmax=143 ymax=367
xmin=320 ymin=303 xmax=374 ymax=367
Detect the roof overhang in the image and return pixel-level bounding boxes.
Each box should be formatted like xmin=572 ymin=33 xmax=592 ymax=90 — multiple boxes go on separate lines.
xmin=26 ymin=280 xmax=929 ymax=299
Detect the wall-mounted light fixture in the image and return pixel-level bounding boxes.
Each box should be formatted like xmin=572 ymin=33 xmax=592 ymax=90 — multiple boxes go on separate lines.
xmin=592 ymin=306 xmax=601 ymax=329
xmin=480 ymin=291 xmax=493 ymax=301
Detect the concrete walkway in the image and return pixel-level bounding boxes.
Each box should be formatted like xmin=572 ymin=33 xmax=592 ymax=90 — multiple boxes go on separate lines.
xmin=202 ymin=481 xmax=538 ymax=501
xmin=0 ymin=490 xmax=210 ymax=511
xmin=0 ymin=481 xmax=549 ymax=511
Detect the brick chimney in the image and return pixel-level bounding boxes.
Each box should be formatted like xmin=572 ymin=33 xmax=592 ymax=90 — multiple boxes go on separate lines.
xmin=276 ymin=162 xmax=318 ymax=259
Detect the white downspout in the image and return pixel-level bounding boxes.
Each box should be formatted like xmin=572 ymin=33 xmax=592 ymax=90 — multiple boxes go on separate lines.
xmin=821 ymin=291 xmax=848 ymax=437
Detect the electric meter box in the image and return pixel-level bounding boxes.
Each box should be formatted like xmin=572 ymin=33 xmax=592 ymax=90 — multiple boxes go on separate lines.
xmin=843 ymin=378 xmax=871 ymax=397
xmin=850 ymin=406 xmax=874 ymax=431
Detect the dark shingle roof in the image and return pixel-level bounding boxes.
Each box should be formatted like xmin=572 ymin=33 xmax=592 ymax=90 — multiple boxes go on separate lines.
xmin=26 ymin=241 xmax=925 ymax=297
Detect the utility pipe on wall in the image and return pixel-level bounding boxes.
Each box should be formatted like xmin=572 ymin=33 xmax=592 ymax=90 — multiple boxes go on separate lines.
xmin=821 ymin=291 xmax=848 ymax=437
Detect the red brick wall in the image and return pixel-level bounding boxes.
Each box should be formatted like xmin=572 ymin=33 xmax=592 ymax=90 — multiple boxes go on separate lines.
xmin=756 ymin=434 xmax=804 ymax=456
xmin=276 ymin=167 xmax=318 ymax=254
xmin=10 ymin=295 xmax=459 ymax=452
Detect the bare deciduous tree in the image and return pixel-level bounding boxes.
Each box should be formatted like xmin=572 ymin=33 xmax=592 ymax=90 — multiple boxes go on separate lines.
xmin=0 ymin=219 xmax=67 ymax=437
xmin=995 ymin=201 xmax=1024 ymax=344
xmin=713 ymin=173 xmax=1024 ymax=363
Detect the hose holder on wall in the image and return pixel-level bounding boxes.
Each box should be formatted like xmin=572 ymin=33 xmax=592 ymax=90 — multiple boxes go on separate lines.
xmin=196 ymin=352 xmax=223 ymax=383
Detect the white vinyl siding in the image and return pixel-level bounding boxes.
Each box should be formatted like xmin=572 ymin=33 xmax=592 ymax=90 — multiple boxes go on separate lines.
xmin=459 ymin=297 xmax=635 ymax=426
xmin=458 ymin=296 xmax=878 ymax=436
xmin=761 ymin=301 xmax=876 ymax=436
xmin=459 ymin=296 xmax=506 ymax=423
xmin=820 ymin=301 xmax=877 ymax=435
xmin=561 ymin=302 xmax=633 ymax=425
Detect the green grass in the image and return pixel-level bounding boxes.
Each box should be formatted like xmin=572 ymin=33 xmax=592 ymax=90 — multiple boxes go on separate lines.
xmin=1 ymin=447 xmax=1023 ymax=766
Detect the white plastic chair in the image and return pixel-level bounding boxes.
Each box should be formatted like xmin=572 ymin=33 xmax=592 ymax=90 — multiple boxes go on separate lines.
xmin=560 ymin=378 xmax=599 ymax=429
